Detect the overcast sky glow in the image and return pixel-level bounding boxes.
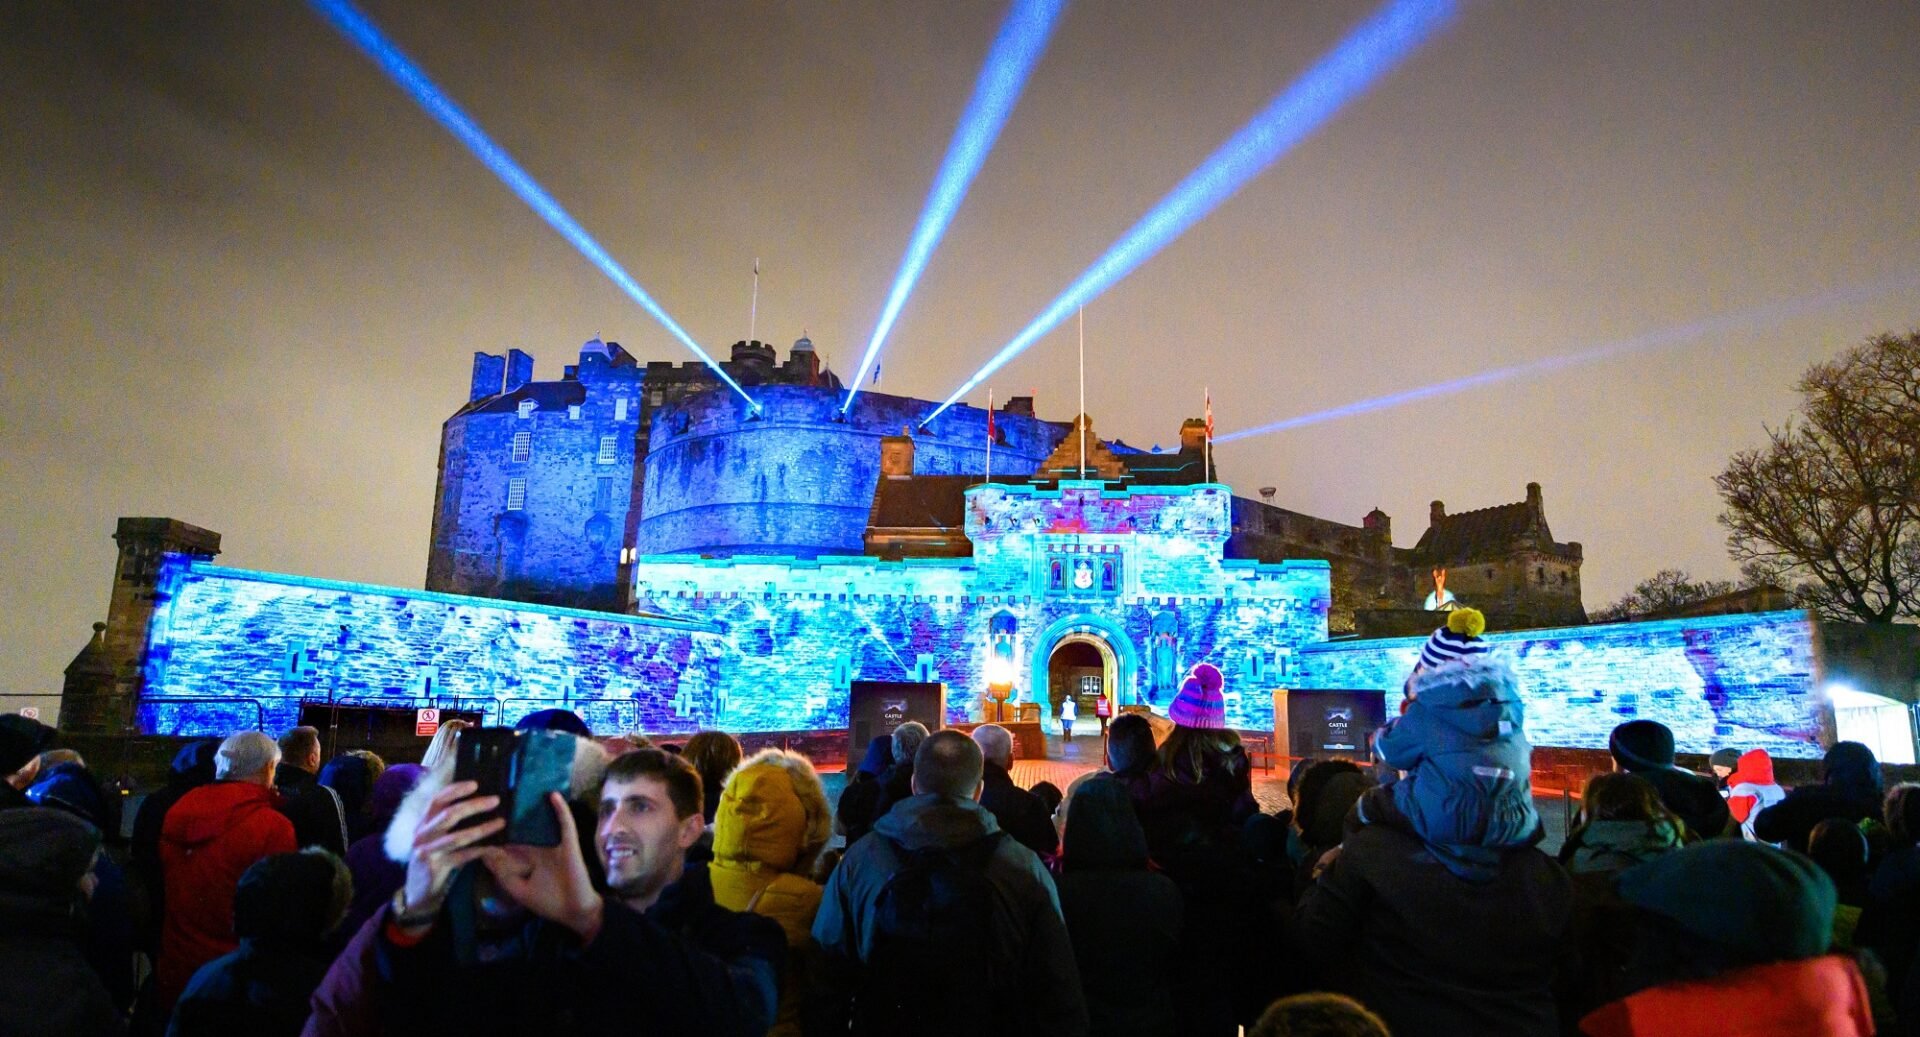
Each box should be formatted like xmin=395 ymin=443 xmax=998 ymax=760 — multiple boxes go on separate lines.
xmin=2 ymin=1 xmax=1917 ymax=716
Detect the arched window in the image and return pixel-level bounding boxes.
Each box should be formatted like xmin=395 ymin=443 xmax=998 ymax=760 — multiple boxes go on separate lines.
xmin=1049 ymin=560 xmax=1064 ymax=588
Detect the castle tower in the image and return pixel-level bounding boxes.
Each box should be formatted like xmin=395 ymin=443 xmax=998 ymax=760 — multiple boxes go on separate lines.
xmin=60 ymin=518 xmax=221 ymax=733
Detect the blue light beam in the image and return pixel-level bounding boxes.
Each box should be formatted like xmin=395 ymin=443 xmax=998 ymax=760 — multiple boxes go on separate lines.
xmin=307 ymin=0 xmax=760 ymax=410
xmin=841 ymin=0 xmax=1069 ymax=413
xmin=1214 ymin=275 xmax=1920 ymax=444
xmin=925 ymin=0 xmax=1457 ymax=425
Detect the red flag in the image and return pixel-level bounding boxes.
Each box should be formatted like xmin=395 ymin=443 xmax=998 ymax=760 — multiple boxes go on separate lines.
xmin=986 ymin=405 xmax=996 ymax=442
xmin=1204 ymin=387 xmax=1214 ymax=441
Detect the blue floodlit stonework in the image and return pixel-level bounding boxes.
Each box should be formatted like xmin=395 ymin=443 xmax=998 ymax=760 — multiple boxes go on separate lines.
xmin=134 ymin=474 xmax=1828 ymax=756
xmin=1296 ymin=610 xmax=1823 ymax=757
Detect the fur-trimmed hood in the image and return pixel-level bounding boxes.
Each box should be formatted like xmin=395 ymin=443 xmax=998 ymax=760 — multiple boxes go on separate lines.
xmin=383 ymin=733 xmax=610 ymax=863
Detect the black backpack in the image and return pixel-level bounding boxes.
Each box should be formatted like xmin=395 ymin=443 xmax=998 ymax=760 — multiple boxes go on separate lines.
xmin=853 ymin=831 xmax=1007 ymax=1035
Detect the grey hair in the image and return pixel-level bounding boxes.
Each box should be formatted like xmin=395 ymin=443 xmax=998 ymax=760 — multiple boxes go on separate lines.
xmin=216 ymin=730 xmax=281 ymax=781
xmin=970 ymin=724 xmax=1014 ymax=768
xmin=891 ymin=722 xmax=930 ymax=764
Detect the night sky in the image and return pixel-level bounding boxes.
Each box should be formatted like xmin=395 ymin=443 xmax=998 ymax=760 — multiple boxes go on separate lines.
xmin=4 ymin=2 xmax=1917 ymax=715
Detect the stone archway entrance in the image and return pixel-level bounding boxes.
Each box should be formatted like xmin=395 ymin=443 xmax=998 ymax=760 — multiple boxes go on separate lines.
xmin=1047 ymin=635 xmax=1116 ymax=735
xmin=1027 ymin=613 xmax=1137 ymax=722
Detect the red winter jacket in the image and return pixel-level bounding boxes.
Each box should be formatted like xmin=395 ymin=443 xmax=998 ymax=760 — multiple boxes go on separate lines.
xmin=1578 ymin=955 xmax=1871 ymax=1037
xmin=156 ymin=780 xmax=297 ymax=1012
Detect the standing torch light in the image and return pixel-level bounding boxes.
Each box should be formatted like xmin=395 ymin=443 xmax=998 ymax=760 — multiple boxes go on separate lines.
xmin=985 ymin=655 xmax=1016 ymax=722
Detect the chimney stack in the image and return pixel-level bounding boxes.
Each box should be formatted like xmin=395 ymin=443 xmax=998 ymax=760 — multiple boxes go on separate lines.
xmin=879 ymin=427 xmax=916 ymax=478
xmin=470 ymin=353 xmax=507 ymax=402
xmin=504 ymin=349 xmax=535 ymax=393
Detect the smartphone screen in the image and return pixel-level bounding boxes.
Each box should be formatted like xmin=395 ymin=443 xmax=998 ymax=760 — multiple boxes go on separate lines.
xmin=450 ymin=727 xmax=575 ymax=847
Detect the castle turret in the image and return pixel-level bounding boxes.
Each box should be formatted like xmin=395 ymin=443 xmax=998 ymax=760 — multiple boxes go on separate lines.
xmin=60 ymin=518 xmax=222 ymax=733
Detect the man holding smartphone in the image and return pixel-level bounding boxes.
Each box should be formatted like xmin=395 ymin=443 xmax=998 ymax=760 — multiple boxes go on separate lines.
xmin=315 ymin=745 xmax=783 ymax=1036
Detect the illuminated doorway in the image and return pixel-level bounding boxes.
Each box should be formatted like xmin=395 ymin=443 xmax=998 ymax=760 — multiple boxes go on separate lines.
xmin=1047 ymin=635 xmax=1115 ymax=736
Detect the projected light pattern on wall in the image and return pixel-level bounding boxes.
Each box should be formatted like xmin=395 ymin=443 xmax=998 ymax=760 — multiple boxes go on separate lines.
xmin=842 ymin=0 xmax=1069 ymax=411
xmin=1297 ymin=610 xmax=1824 ymax=758
xmin=925 ymin=0 xmax=1457 ymax=423
xmin=1217 ymin=275 xmax=1920 ymax=444
xmin=139 ymin=481 xmax=1824 ymax=757
xmin=306 ymin=0 xmax=760 ymax=410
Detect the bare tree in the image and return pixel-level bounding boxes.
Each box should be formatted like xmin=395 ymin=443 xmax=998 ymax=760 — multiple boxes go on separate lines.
xmin=1591 ymin=568 xmax=1736 ymax=623
xmin=1716 ymin=330 xmax=1920 ymax=623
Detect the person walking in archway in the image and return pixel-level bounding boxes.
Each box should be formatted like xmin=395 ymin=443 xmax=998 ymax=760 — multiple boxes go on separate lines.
xmin=1094 ymin=692 xmax=1111 ymax=738
xmin=1059 ymin=695 xmax=1077 ymax=742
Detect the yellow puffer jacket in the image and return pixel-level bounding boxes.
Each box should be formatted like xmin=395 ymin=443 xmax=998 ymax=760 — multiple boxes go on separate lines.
xmin=710 ymin=753 xmax=831 ymax=1035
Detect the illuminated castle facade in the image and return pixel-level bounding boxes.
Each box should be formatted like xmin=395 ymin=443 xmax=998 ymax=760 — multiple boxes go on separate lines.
xmin=428 ymin=336 xmax=1589 ymax=631
xmin=56 ymin=335 xmax=1831 ymax=759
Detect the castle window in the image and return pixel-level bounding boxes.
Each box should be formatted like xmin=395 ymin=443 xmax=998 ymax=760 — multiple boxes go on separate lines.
xmin=517 ymin=400 xmax=536 ymax=419
xmin=615 ymin=397 xmax=629 ymax=421
xmin=507 ymin=478 xmax=527 ymax=510
xmin=568 ymin=404 xmax=582 ymax=420
xmin=594 ymin=476 xmax=615 ymax=511
xmin=597 ymin=435 xmax=617 ymax=464
xmin=510 ymin=431 xmax=531 ymax=463
xmin=1536 ymin=565 xmax=1546 ymax=584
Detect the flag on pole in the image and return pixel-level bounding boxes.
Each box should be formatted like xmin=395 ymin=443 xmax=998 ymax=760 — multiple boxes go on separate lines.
xmin=985 ymin=387 xmax=995 ymax=484
xmin=1204 ymin=387 xmax=1214 ymax=441
xmin=872 ymin=364 xmax=881 ymax=386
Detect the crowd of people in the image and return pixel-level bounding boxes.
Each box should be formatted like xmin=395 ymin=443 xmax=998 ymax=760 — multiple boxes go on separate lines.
xmin=0 ymin=610 xmax=1910 ymax=1036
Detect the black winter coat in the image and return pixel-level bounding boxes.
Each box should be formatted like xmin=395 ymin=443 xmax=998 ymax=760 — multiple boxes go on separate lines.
xmin=1293 ymin=823 xmax=1571 ymax=1037
xmin=363 ymin=863 xmax=784 ymax=1037
xmin=168 ymin=937 xmax=331 ymax=1037
xmin=979 ymin=763 xmax=1059 ymax=858
xmin=275 ymin=767 xmax=348 ymax=857
xmin=1629 ymin=765 xmax=1734 ymax=842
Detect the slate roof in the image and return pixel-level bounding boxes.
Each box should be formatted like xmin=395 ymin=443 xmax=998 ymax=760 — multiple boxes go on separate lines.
xmin=457 ymin=379 xmax=589 ymax=418
xmin=867 ymin=475 xmax=979 ymax=531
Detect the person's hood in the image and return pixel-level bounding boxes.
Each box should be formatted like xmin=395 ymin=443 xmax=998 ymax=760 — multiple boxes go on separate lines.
xmin=0 ymin=714 xmax=55 ymax=775
xmin=234 ymin=850 xmax=342 ymax=949
xmin=0 ymin=807 xmax=99 ymax=913
xmin=1301 ymin=770 xmax=1370 ymax=847
xmin=856 ymin=736 xmax=893 ymax=778
xmin=1572 ymin=819 xmax=1682 ymax=870
xmin=1822 ymin=742 xmax=1882 ymax=806
xmin=1728 ymin=749 xmax=1777 ymax=787
xmin=1610 ymin=720 xmax=1677 ymax=772
xmin=169 ymin=739 xmax=221 ymax=787
xmin=713 ymin=757 xmax=825 ymax=873
xmin=26 ymin=762 xmax=109 ymax=828
xmin=163 ymin=781 xmax=281 ymax=850
xmin=318 ymin=755 xmax=376 ymax=815
xmin=385 ymin=734 xmax=609 ymax=862
xmin=1062 ymin=775 xmax=1148 ymax=870
xmin=1616 ymin=839 xmax=1836 ymax=961
xmin=366 ymin=764 xmax=424 ymax=834
xmin=1406 ymin=654 xmax=1526 ymax=741
xmin=515 ymin=708 xmax=592 ymax=737
xmin=871 ymin=793 xmax=1001 ymax=852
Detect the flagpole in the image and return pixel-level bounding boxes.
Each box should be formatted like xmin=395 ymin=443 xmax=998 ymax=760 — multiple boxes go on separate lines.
xmin=1204 ymin=386 xmax=1213 ymax=483
xmin=985 ymin=387 xmax=994 ymax=485
xmin=1077 ymin=306 xmax=1087 ymax=480
xmin=749 ymin=258 xmax=760 ymax=341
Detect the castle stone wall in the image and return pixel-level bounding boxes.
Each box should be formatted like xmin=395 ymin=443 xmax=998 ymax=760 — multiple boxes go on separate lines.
xmin=638 ymin=386 xmax=1065 ymax=557
xmin=1298 ymin=609 xmax=1827 ymax=757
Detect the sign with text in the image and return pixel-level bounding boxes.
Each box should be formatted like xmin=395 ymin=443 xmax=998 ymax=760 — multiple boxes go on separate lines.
xmin=415 ymin=708 xmax=440 ymax=738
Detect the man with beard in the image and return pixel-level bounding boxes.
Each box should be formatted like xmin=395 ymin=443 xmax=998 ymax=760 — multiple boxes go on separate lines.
xmin=330 ymin=746 xmax=782 ymax=1036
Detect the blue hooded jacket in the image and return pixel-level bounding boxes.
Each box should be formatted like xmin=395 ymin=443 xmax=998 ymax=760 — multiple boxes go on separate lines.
xmin=1374 ymin=655 xmax=1539 ymax=874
